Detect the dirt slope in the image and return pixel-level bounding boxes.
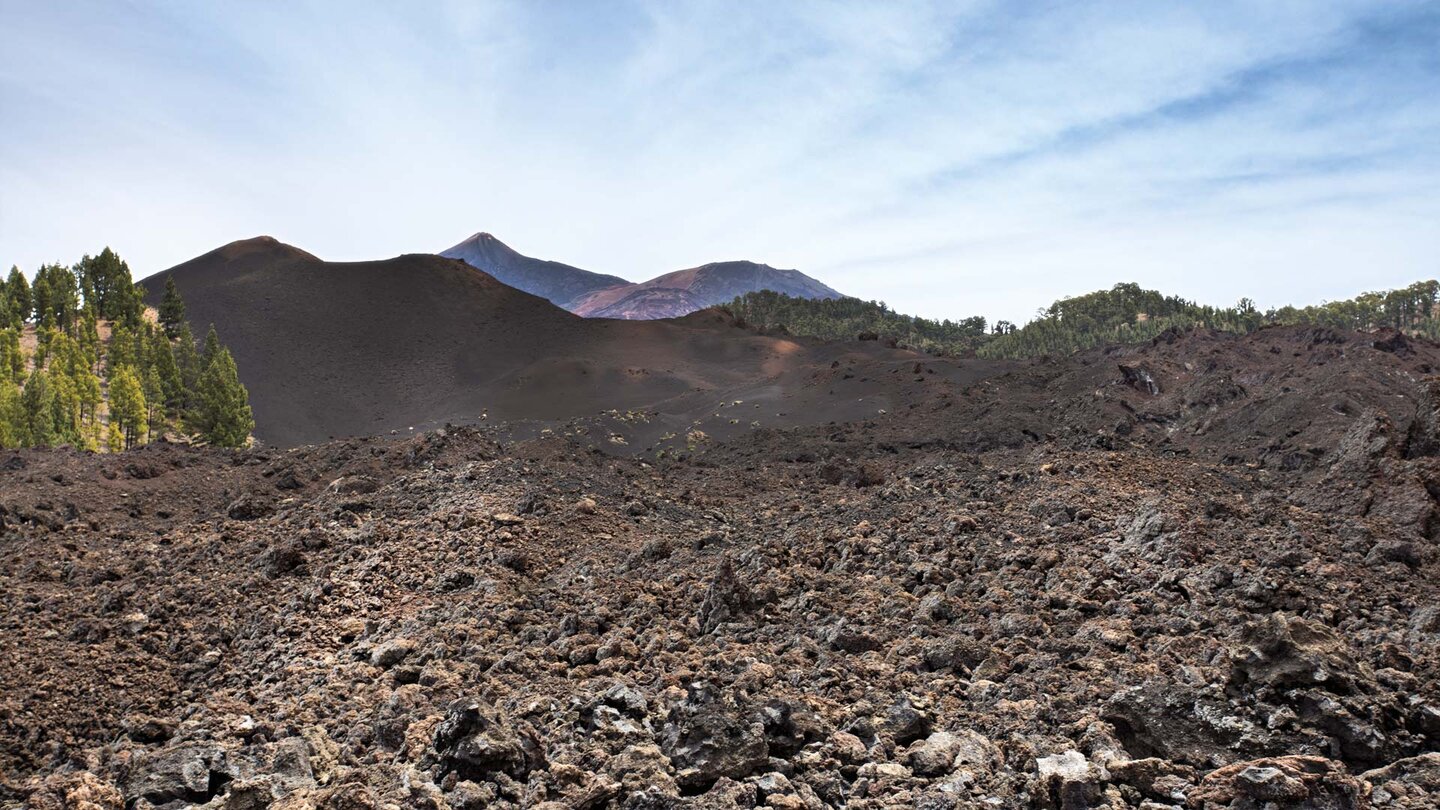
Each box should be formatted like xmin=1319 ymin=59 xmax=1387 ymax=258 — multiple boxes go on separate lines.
xmin=2 ymin=322 xmax=1439 ymax=809
xmin=142 ymin=239 xmax=952 ymax=447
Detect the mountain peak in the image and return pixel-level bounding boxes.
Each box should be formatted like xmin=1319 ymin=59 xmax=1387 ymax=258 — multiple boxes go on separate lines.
xmin=231 ymin=235 xmax=283 ymax=248
xmin=440 ymin=231 xmax=842 ymax=319
xmin=211 ymin=235 xmax=318 ymax=263
xmin=454 ymin=232 xmax=523 ymax=256
xmin=440 ymin=233 xmax=629 ymax=310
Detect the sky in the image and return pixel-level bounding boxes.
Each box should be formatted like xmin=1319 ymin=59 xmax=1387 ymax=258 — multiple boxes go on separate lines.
xmin=1 ymin=1 xmax=1438 ymax=325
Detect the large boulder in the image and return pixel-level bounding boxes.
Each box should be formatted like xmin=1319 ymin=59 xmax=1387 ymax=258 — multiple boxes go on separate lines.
xmin=660 ymin=685 xmax=769 ymax=790
xmin=1189 ymin=755 xmax=1367 ymax=809
xmin=426 ymin=701 xmax=545 ymax=782
xmin=1230 ymin=613 xmax=1366 ymax=695
xmin=1104 ymin=682 xmax=1260 ymax=766
xmin=697 ymin=557 xmax=756 ymax=635
xmin=904 ymin=729 xmax=1000 ymax=778
xmin=1362 ymin=753 xmax=1440 ymax=808
xmin=124 ymin=743 xmax=233 ymax=807
xmin=1034 ymin=750 xmax=1100 ymax=810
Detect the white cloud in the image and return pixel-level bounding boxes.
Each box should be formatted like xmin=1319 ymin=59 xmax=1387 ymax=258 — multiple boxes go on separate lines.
xmin=1 ymin=0 xmax=1436 ymax=323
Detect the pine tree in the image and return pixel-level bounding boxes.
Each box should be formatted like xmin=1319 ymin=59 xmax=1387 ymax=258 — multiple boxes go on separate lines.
xmin=76 ymin=363 xmax=101 ymax=429
xmin=172 ymin=322 xmax=202 ymax=420
xmin=45 ymin=332 xmax=87 ymax=442
xmin=147 ymin=328 xmax=183 ymax=417
xmin=107 ymin=323 xmax=137 ymax=374
xmin=121 ymin=282 xmax=146 ymax=328
xmin=108 ymin=366 xmax=148 ymax=449
xmin=68 ymin=341 xmax=103 ymax=426
xmin=159 ymin=277 xmax=186 ymax=339
xmin=56 ymin=267 xmax=79 ymax=333
xmin=29 ymin=264 xmax=79 ymax=333
xmin=78 ymin=306 xmax=101 ymax=371
xmin=47 ymin=330 xmax=97 ymax=429
xmin=107 ymin=420 xmax=125 ymax=453
xmin=75 ymin=252 xmax=106 ymax=315
xmin=0 ymin=377 xmax=23 ymax=448
xmin=32 ymin=326 xmax=58 ymax=369
xmin=195 ymin=347 xmax=253 ymax=447
xmin=200 ymin=324 xmax=222 ymax=369
xmin=0 ymin=328 xmax=22 ymax=384
xmin=2 ymin=268 xmax=13 ymax=328
xmin=31 ymin=275 xmax=52 ymax=330
xmin=20 ymin=369 xmax=55 ymax=447
xmin=143 ymin=364 xmax=164 ymax=440
xmin=8 ymin=267 xmax=30 ymax=325
xmin=76 ymin=248 xmax=139 ymax=322
xmin=1 ymin=267 xmax=23 ymax=329
xmin=0 ymin=249 xmax=261 ymax=449
xmin=48 ymin=370 xmax=81 ymax=446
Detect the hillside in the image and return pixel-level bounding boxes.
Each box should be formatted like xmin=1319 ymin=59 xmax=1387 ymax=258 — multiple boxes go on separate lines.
xmin=142 ymin=238 xmax=957 ymax=447
xmin=570 ymin=286 xmax=706 ymax=320
xmin=440 ymin=233 xmax=843 ymax=319
xmin=439 ymin=232 xmax=629 ymax=311
xmin=728 ymin=280 xmax=1440 ymax=359
xmin=2 ymin=248 xmax=252 ymax=453
xmin=728 ymin=291 xmax=991 ymax=354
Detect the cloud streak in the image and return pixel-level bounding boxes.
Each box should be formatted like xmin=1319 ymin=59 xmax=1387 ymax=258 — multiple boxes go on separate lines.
xmin=0 ymin=0 xmax=1436 ymax=323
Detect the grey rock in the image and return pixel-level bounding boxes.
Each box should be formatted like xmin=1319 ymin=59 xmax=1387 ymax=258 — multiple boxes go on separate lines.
xmin=327 ymin=475 xmax=379 ymax=495
xmin=906 ymin=730 xmax=999 ymax=777
xmin=1412 ymin=605 xmax=1440 ymax=634
xmin=226 ymin=494 xmax=274 ymax=521
xmin=370 ymin=637 xmax=417 ymax=669
xmin=125 ymin=743 xmax=232 ymax=806
xmin=428 ymin=700 xmax=546 ymax=781
xmin=1191 ymin=755 xmax=1365 ymax=809
xmin=1361 ymin=753 xmax=1440 ymax=806
xmin=1035 ymin=750 xmax=1099 ymax=810
xmin=823 ymin=622 xmax=880 ymax=654
xmin=661 ymin=687 xmax=769 ymax=790
xmin=698 ymin=557 xmax=754 ymax=635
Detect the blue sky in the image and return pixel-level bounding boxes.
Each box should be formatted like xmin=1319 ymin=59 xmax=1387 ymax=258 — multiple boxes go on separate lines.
xmin=1 ymin=1 xmax=1437 ymax=324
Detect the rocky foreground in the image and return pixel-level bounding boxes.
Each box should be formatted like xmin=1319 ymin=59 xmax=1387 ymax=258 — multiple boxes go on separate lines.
xmin=2 ymin=326 xmax=1439 ymax=809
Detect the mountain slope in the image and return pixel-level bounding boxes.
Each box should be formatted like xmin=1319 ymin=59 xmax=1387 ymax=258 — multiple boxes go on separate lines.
xmin=439 ymin=233 xmax=843 ymax=319
xmin=143 ymin=237 xmax=579 ymax=445
xmin=439 ymin=232 xmax=629 ymax=310
xmin=142 ymin=238 xmax=947 ymax=446
xmin=572 ymin=260 xmax=843 ymax=319
xmin=569 ymin=287 xmax=707 ymax=320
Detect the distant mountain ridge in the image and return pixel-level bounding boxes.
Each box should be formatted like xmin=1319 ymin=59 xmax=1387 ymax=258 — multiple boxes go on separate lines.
xmin=571 ymin=259 xmax=842 ymax=319
xmin=439 ymin=232 xmax=629 ymax=311
xmin=439 ymin=232 xmax=842 ymax=319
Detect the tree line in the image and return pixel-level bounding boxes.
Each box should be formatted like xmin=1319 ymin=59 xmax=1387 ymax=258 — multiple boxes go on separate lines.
xmin=1 ymin=249 xmax=253 ymax=450
xmin=725 ymin=291 xmax=990 ymax=354
xmin=725 ymin=279 xmax=1440 ymax=360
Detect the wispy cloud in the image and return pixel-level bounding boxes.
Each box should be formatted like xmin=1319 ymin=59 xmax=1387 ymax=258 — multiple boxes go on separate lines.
xmin=0 ymin=0 xmax=1436 ymax=323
